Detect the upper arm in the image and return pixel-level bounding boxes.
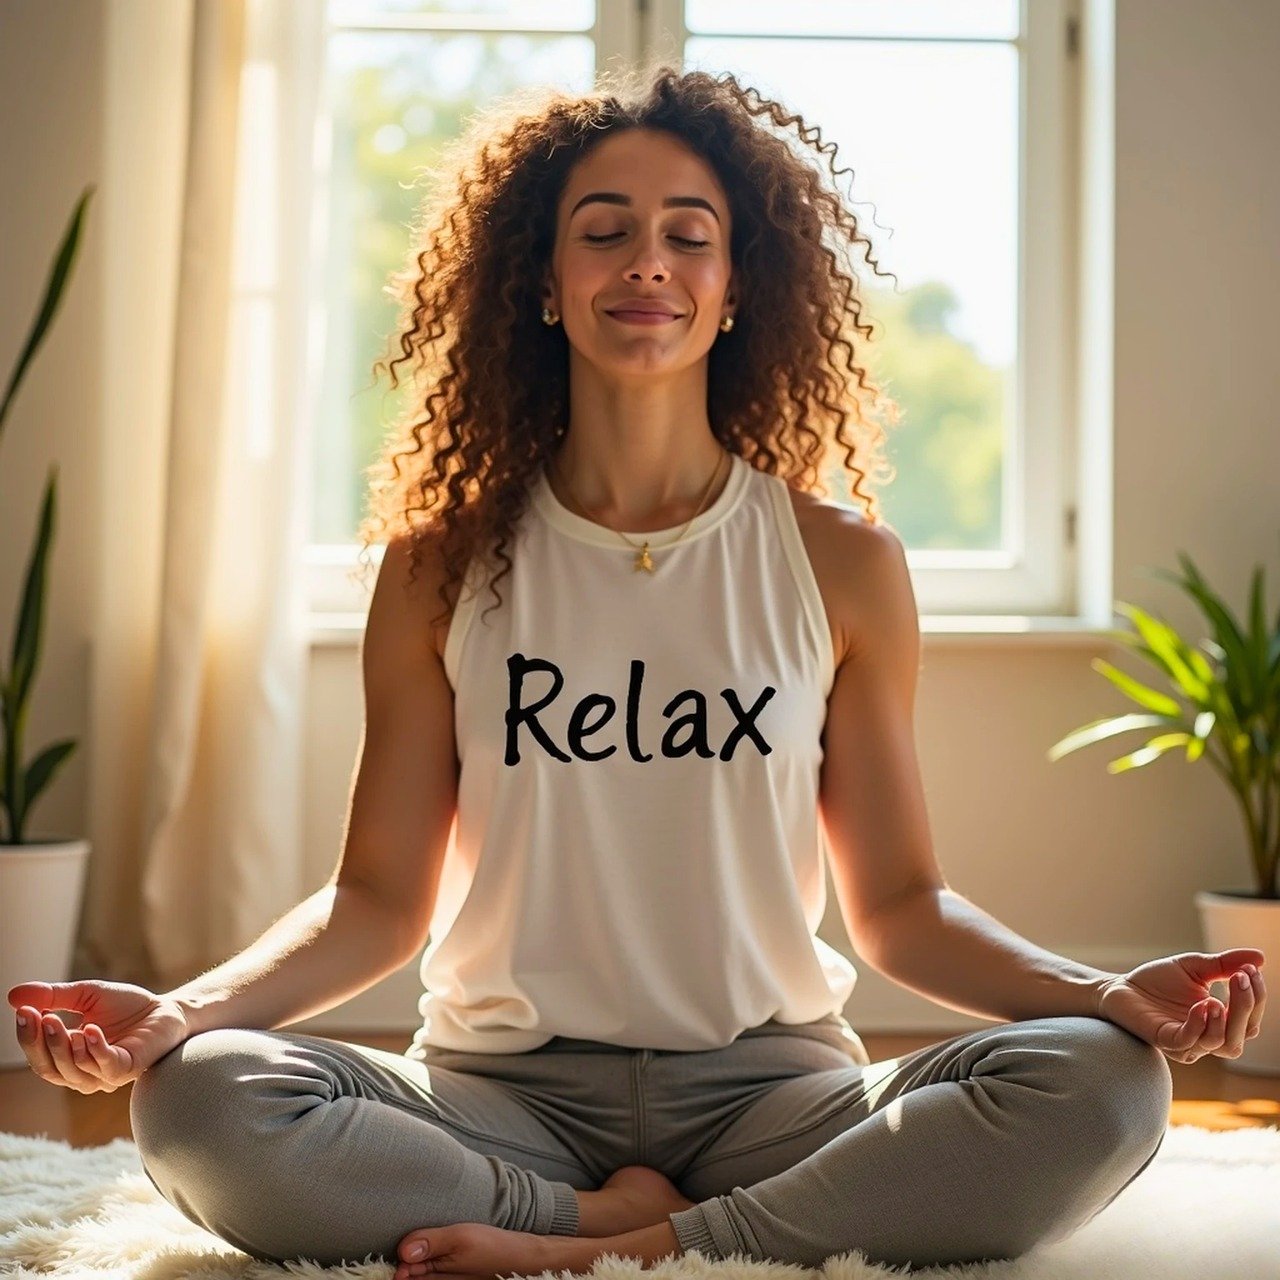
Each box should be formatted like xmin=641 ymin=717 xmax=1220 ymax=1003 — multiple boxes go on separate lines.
xmin=328 ymin=529 xmax=459 ymax=960
xmin=818 ymin=519 xmax=947 ymax=961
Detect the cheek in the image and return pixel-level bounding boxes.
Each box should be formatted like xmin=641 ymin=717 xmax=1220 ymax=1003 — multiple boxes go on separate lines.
xmin=560 ymin=248 xmax=610 ymax=293
xmin=564 ymin=288 xmax=612 ymax=325
xmin=686 ymin=261 xmax=731 ymax=305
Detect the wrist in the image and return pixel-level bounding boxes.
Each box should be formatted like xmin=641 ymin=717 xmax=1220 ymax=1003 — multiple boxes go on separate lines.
xmin=1090 ymin=972 xmax=1123 ymax=1019
xmin=160 ymin=988 xmax=212 ymax=1039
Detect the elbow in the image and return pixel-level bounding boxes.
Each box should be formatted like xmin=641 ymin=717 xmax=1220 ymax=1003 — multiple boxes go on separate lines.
xmin=853 ymin=880 xmax=945 ymax=964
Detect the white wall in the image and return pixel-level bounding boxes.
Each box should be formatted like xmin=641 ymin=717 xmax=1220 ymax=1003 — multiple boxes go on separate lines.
xmin=2 ymin=0 xmax=1276 ymax=1039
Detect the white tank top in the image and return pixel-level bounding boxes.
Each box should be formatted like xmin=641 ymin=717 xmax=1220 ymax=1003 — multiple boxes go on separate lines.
xmin=407 ymin=451 xmax=861 ymax=1057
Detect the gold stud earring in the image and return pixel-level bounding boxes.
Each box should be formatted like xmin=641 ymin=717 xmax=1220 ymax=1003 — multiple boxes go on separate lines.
xmin=541 ymin=307 xmax=560 ymax=325
xmin=719 ymin=314 xmax=734 ymax=332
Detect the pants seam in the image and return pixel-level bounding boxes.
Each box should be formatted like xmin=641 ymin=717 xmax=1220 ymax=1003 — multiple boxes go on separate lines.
xmin=683 ymin=1083 xmax=851 ymax=1176
xmin=637 ymin=1049 xmax=651 ymax=1165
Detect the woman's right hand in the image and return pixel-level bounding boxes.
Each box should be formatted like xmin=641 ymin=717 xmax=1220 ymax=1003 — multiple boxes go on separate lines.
xmin=7 ymin=979 xmax=193 ymax=1093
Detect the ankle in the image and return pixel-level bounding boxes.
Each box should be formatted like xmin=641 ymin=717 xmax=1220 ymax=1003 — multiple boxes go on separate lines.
xmin=573 ymin=1188 xmax=621 ymax=1237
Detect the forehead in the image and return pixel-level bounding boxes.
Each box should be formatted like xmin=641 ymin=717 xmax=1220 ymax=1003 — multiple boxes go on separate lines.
xmin=559 ymin=129 xmax=728 ymax=218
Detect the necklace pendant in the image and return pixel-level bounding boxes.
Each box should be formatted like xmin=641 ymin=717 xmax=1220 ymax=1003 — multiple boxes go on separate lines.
xmin=634 ymin=543 xmax=655 ymax=573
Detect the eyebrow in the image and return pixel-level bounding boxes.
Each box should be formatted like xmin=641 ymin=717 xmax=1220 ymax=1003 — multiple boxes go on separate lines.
xmin=568 ymin=192 xmax=721 ymax=225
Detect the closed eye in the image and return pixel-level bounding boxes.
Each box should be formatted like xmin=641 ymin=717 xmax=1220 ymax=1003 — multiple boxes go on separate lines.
xmin=583 ymin=233 xmax=710 ymax=248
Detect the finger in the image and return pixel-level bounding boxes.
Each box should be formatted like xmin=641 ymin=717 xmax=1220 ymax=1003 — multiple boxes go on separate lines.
xmin=1245 ymin=965 xmax=1265 ymax=1039
xmin=15 ymin=1006 xmax=39 ymax=1065
xmin=1187 ymin=998 xmax=1218 ymax=1039
xmin=66 ymin=1027 xmax=101 ymax=1076
xmin=81 ymin=1023 xmax=124 ymax=1076
xmin=1181 ymin=999 xmax=1218 ymax=1052
xmin=1191 ymin=981 xmax=1237 ymax=1057
xmin=39 ymin=1014 xmax=101 ymax=1089
xmin=1199 ymin=950 xmax=1267 ymax=990
xmin=17 ymin=1004 xmax=60 ymax=1078
xmin=41 ymin=1014 xmax=99 ymax=1087
xmin=1222 ymin=969 xmax=1256 ymax=1053
xmin=1163 ymin=1001 xmax=1207 ymax=1059
xmin=1170 ymin=1002 xmax=1215 ymax=1064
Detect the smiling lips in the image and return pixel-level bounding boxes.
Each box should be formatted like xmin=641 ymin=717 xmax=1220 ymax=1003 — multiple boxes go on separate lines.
xmin=601 ymin=294 xmax=680 ymax=322
xmin=607 ymin=312 xmax=680 ymax=325
xmin=606 ymin=297 xmax=681 ymax=314
xmin=604 ymin=301 xmax=683 ymax=325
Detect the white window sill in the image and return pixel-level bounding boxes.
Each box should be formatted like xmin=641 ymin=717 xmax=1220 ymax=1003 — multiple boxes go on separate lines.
xmin=306 ymin=612 xmax=1128 ymax=649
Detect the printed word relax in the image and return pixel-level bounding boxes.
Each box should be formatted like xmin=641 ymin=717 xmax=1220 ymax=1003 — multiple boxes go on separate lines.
xmin=504 ymin=653 xmax=777 ymax=764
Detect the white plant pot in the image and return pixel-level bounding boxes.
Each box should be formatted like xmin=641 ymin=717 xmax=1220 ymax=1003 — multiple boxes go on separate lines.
xmin=1195 ymin=888 xmax=1280 ymax=1077
xmin=0 ymin=837 xmax=91 ymax=1070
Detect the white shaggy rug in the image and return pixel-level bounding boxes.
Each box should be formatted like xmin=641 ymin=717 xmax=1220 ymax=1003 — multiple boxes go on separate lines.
xmin=1 ymin=1126 xmax=1278 ymax=1279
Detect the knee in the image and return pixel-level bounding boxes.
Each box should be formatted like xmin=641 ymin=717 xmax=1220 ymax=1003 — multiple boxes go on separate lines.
xmin=1050 ymin=1016 xmax=1172 ymax=1150
xmin=129 ymin=1029 xmax=300 ymax=1258
xmin=129 ymin=1029 xmax=272 ymax=1167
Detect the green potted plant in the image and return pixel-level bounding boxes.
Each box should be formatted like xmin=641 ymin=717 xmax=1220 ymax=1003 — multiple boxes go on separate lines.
xmin=0 ymin=187 xmax=95 ymax=1070
xmin=1048 ymin=552 xmax=1279 ymax=1075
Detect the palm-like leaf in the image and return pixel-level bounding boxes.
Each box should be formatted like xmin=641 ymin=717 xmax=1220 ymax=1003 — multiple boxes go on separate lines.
xmin=0 ymin=189 xmax=94 ymax=443
xmin=9 ymin=471 xmax=55 ymax=718
xmin=1052 ymin=549 xmax=1280 ymax=898
xmin=1047 ymin=712 xmax=1174 ymax=762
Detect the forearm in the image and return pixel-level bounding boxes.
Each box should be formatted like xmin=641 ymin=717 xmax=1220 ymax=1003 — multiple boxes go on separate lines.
xmin=864 ymin=887 xmax=1119 ymax=1023
xmin=162 ymin=883 xmax=417 ymax=1036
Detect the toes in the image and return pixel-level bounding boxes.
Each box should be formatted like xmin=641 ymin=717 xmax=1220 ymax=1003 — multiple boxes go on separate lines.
xmin=399 ymin=1228 xmax=435 ymax=1262
xmin=394 ymin=1258 xmax=431 ymax=1280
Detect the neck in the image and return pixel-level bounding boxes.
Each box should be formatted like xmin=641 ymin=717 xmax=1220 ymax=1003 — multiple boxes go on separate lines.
xmin=549 ymin=435 xmax=729 ymax=533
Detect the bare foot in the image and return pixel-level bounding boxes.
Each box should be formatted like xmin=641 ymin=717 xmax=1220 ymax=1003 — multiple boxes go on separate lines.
xmin=593 ymin=1165 xmax=696 ymax=1235
xmin=394 ymin=1220 xmax=555 ymax=1280
xmin=394 ymin=1217 xmax=685 ymax=1280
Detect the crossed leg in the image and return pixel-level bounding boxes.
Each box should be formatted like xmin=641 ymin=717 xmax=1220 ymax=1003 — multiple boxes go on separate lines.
xmin=662 ymin=1015 xmax=1173 ymax=1271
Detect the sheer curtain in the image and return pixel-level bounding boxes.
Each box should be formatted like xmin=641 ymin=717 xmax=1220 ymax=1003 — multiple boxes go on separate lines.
xmin=81 ymin=0 xmax=326 ymax=992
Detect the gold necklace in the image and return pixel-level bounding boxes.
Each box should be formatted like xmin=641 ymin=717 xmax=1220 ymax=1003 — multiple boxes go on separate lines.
xmin=552 ymin=448 xmax=731 ymax=573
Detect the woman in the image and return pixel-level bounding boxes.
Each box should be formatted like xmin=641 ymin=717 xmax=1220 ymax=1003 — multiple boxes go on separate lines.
xmin=10 ymin=64 xmax=1265 ymax=1279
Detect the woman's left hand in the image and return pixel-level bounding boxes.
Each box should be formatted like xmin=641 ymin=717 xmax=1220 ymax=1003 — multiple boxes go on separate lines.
xmin=1096 ymin=949 xmax=1266 ymax=1064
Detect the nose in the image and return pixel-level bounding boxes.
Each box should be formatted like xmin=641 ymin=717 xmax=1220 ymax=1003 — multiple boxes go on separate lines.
xmin=622 ymin=230 xmax=671 ymax=283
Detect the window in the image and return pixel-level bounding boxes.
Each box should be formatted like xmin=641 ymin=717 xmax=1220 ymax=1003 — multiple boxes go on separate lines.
xmin=307 ymin=0 xmax=1091 ymax=629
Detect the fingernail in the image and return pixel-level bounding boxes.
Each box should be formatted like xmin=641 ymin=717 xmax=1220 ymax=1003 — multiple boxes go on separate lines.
xmin=16 ymin=1015 xmax=26 ymax=1028
xmin=407 ymin=1244 xmax=425 ymax=1260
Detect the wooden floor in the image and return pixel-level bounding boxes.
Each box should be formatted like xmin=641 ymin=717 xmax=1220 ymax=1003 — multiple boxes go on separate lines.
xmin=3 ymin=1030 xmax=1277 ymax=1149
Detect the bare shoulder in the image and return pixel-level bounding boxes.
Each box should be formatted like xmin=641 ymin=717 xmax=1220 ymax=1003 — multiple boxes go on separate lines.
xmin=377 ymin=523 xmax=465 ymax=665
xmin=784 ymin=485 xmax=909 ymax=670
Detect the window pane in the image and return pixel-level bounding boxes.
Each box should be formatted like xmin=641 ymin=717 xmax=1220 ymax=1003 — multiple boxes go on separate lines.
xmin=311 ymin=28 xmax=595 ymax=544
xmin=687 ymin=36 xmax=1017 ymax=551
xmin=329 ymin=0 xmax=594 ymax=30
xmin=686 ymin=0 xmax=1019 ymax=40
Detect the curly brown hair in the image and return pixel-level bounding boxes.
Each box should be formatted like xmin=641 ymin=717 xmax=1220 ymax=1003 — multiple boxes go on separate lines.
xmin=355 ymin=60 xmax=901 ymax=632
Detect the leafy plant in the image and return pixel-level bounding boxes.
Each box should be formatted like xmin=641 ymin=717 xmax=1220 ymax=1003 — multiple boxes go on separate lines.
xmin=1048 ymin=552 xmax=1280 ymax=899
xmin=1 ymin=187 xmax=94 ymax=845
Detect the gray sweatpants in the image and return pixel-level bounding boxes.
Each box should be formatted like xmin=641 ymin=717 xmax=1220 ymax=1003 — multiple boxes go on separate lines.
xmin=128 ymin=1011 xmax=1172 ymax=1272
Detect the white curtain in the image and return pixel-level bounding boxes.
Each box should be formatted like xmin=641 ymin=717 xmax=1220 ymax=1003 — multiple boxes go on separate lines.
xmin=80 ymin=0 xmax=326 ymax=992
